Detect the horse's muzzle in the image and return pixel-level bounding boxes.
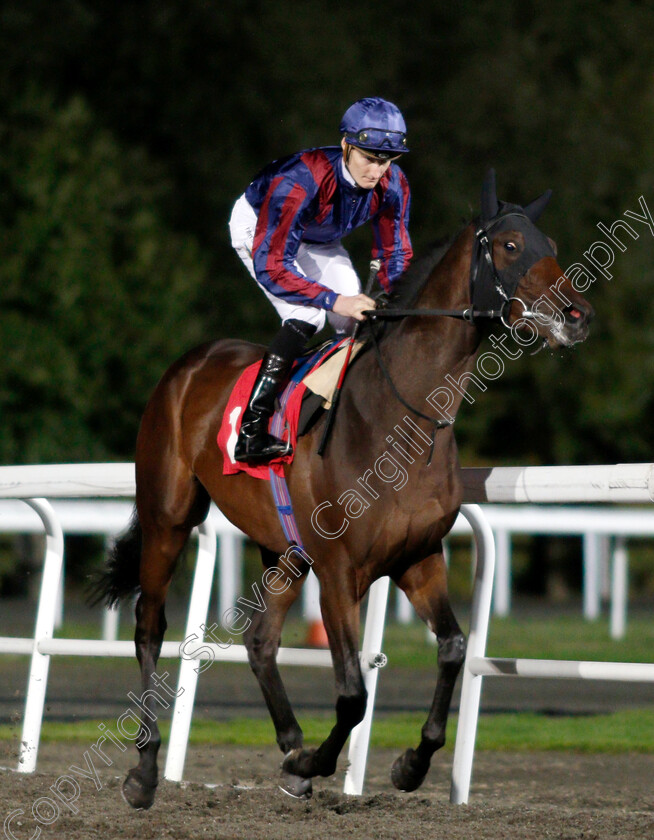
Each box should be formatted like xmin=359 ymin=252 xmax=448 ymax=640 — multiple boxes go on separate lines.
xmin=549 ymin=302 xmax=594 ymax=347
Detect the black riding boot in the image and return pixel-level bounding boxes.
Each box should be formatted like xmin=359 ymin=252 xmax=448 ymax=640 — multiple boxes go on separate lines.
xmin=234 ymin=352 xmax=294 ymax=463
xmin=234 ymin=319 xmax=316 ymax=464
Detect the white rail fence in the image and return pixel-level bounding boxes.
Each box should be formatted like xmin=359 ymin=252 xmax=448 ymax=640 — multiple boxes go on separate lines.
xmin=1 ymin=462 xmax=653 ymax=802
xmin=0 ymin=464 xmax=493 ymax=796
xmin=0 ymin=498 xmax=334 ymax=637
xmin=5 ymin=498 xmax=652 ymax=640
xmin=451 ymin=462 xmax=654 ymax=803
xmin=443 ymin=503 xmax=654 ymax=637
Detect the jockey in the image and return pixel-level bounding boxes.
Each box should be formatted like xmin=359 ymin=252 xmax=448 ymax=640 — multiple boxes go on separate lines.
xmin=229 ymin=96 xmax=412 ymax=464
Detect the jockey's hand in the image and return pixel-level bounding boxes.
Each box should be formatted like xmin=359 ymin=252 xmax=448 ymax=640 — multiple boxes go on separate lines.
xmin=332 ymin=293 xmax=376 ymax=321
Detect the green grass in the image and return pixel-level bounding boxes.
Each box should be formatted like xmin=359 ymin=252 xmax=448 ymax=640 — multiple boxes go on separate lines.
xmin=15 ymin=597 xmax=651 ymax=667
xmin=379 ymin=610 xmax=654 ymax=667
xmin=1 ymin=708 xmax=653 ymax=753
xmin=2 ymin=609 xmax=653 ymax=755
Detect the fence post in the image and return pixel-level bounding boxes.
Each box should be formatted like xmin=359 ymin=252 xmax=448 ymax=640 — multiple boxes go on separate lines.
xmin=610 ymin=537 xmax=628 ymax=640
xmin=583 ymin=531 xmax=601 ymax=620
xmin=217 ymin=531 xmax=243 ymax=620
xmin=450 ymin=504 xmax=495 ymax=804
xmin=395 ymin=587 xmax=413 ymax=624
xmin=343 ymin=576 xmax=391 ymax=795
xmin=164 ymin=519 xmax=218 ymax=781
xmin=493 ymin=529 xmax=511 ymax=617
xmin=18 ymin=499 xmax=65 ymax=773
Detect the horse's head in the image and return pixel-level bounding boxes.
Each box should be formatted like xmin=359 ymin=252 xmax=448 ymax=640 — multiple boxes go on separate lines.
xmin=472 ymin=169 xmax=593 ymax=347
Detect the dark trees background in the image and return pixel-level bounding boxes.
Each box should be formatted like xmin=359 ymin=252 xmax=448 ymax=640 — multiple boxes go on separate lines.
xmin=1 ymin=0 xmax=654 ymax=465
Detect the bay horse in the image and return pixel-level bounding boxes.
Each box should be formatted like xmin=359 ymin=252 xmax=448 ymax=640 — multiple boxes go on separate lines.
xmin=94 ymin=170 xmax=592 ymax=809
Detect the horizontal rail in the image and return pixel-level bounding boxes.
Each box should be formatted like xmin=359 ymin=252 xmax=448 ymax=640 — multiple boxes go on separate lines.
xmin=469 ymin=656 xmax=654 ymax=682
xmin=0 ymin=637 xmax=334 ymax=666
xmin=4 ymin=499 xmax=654 ymax=537
xmin=0 ymin=639 xmax=34 ymax=655
xmin=0 ymin=463 xmax=135 ymax=498
xmin=461 ymin=504 xmax=654 ymax=535
xmin=462 ymin=463 xmax=654 ymax=504
xmin=0 ymin=498 xmax=242 ymax=536
xmin=0 ymin=637 xmax=384 ymax=670
xmin=2 ymin=462 xmax=654 ymax=504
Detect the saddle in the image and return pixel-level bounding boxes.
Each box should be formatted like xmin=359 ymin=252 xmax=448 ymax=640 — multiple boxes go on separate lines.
xmin=217 ymin=338 xmax=365 ymax=480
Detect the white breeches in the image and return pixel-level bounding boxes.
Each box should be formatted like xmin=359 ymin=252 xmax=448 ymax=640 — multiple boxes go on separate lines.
xmin=229 ymin=193 xmax=360 ymax=333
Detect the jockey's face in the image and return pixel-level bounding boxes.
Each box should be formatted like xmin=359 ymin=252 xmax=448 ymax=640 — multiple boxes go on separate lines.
xmin=341 ymin=139 xmax=395 ymax=189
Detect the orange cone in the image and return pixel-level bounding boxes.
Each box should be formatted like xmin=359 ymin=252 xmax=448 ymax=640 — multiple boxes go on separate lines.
xmin=306 ymin=619 xmax=329 ymax=648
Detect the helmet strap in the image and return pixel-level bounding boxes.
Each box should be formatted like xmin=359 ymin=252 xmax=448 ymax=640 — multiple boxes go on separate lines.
xmin=341 ymin=138 xmax=353 ymax=166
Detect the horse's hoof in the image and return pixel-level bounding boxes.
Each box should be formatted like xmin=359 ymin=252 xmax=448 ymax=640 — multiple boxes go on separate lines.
xmin=390 ymin=749 xmax=427 ymax=792
xmin=282 ymin=747 xmax=314 ymax=778
xmin=121 ymin=770 xmax=157 ymax=810
xmin=278 ymin=768 xmax=313 ymax=799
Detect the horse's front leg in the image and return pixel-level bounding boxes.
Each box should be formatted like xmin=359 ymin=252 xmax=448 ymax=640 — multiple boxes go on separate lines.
xmin=390 ymin=551 xmax=466 ymax=792
xmin=283 ymin=573 xmax=366 ymax=781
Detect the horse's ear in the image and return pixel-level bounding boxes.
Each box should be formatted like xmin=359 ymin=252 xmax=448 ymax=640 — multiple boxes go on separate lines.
xmin=480 ymin=168 xmax=499 ymax=221
xmin=523 ymin=189 xmax=552 ymax=222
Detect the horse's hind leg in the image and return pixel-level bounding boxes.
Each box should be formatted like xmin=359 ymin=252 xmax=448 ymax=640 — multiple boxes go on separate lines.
xmin=390 ymin=551 xmax=466 ymax=792
xmin=243 ymin=547 xmax=312 ymax=798
xmin=123 ymin=472 xmax=209 ymax=810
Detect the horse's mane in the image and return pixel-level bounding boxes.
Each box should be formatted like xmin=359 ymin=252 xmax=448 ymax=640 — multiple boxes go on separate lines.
xmin=385 ymin=236 xmax=454 ymax=310
xmin=353 ymin=236 xmax=456 ymax=354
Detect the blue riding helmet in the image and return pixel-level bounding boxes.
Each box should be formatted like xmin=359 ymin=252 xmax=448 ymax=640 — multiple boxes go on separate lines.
xmin=339 ymin=97 xmax=409 ymax=159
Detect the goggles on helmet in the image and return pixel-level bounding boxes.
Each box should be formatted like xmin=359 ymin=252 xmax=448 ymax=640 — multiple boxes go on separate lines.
xmin=343 ymin=127 xmax=409 ymax=157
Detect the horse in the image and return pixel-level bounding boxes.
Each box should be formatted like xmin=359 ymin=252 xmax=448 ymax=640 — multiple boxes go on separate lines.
xmin=93 ymin=170 xmax=593 ymax=809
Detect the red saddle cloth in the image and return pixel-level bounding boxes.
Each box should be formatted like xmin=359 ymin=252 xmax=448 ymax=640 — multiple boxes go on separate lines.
xmin=217 ymin=339 xmax=347 ymax=480
xmin=216 ymin=361 xmax=301 ymax=480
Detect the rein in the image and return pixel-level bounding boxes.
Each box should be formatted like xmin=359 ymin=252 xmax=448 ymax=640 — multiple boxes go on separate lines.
xmin=365 ymin=304 xmax=504 ymax=322
xmin=366 ymin=211 xmax=540 ymax=326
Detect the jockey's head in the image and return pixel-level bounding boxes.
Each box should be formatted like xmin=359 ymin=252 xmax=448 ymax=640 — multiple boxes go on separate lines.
xmin=339 ymin=97 xmax=409 ymax=163
xmin=339 ymin=97 xmax=409 ymax=189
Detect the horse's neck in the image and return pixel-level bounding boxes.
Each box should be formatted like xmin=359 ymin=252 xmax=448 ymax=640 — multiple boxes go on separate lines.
xmin=342 ymin=226 xmax=482 ymax=443
xmin=417 ymin=224 xmax=474 ymax=316
xmin=384 ymin=225 xmax=481 ymax=391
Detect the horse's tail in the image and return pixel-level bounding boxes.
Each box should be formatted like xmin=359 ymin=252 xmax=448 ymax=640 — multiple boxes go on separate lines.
xmin=87 ymin=508 xmax=142 ymax=608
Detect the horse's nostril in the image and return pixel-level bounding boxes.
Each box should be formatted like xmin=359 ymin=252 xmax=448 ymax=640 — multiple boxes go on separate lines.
xmin=563 ymin=305 xmax=585 ymax=323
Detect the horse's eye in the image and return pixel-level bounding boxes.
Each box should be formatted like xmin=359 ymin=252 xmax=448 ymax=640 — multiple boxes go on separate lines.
xmin=504 ymin=241 xmax=517 ymax=252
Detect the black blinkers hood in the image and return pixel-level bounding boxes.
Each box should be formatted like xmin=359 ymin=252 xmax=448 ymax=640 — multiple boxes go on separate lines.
xmin=470 ymin=170 xmax=556 ymax=316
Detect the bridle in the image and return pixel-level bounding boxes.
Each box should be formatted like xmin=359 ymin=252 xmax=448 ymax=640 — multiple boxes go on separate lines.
xmin=368 ymin=210 xmax=552 ymax=327
xmin=361 ymin=209 xmax=556 ymax=462
xmin=471 ymin=215 xmax=528 ymax=325
xmin=469 ymin=210 xmax=556 ymax=327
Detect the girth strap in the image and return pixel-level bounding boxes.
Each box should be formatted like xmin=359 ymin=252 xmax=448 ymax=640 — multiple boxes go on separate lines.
xmin=268 ymin=357 xmax=311 ymax=551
